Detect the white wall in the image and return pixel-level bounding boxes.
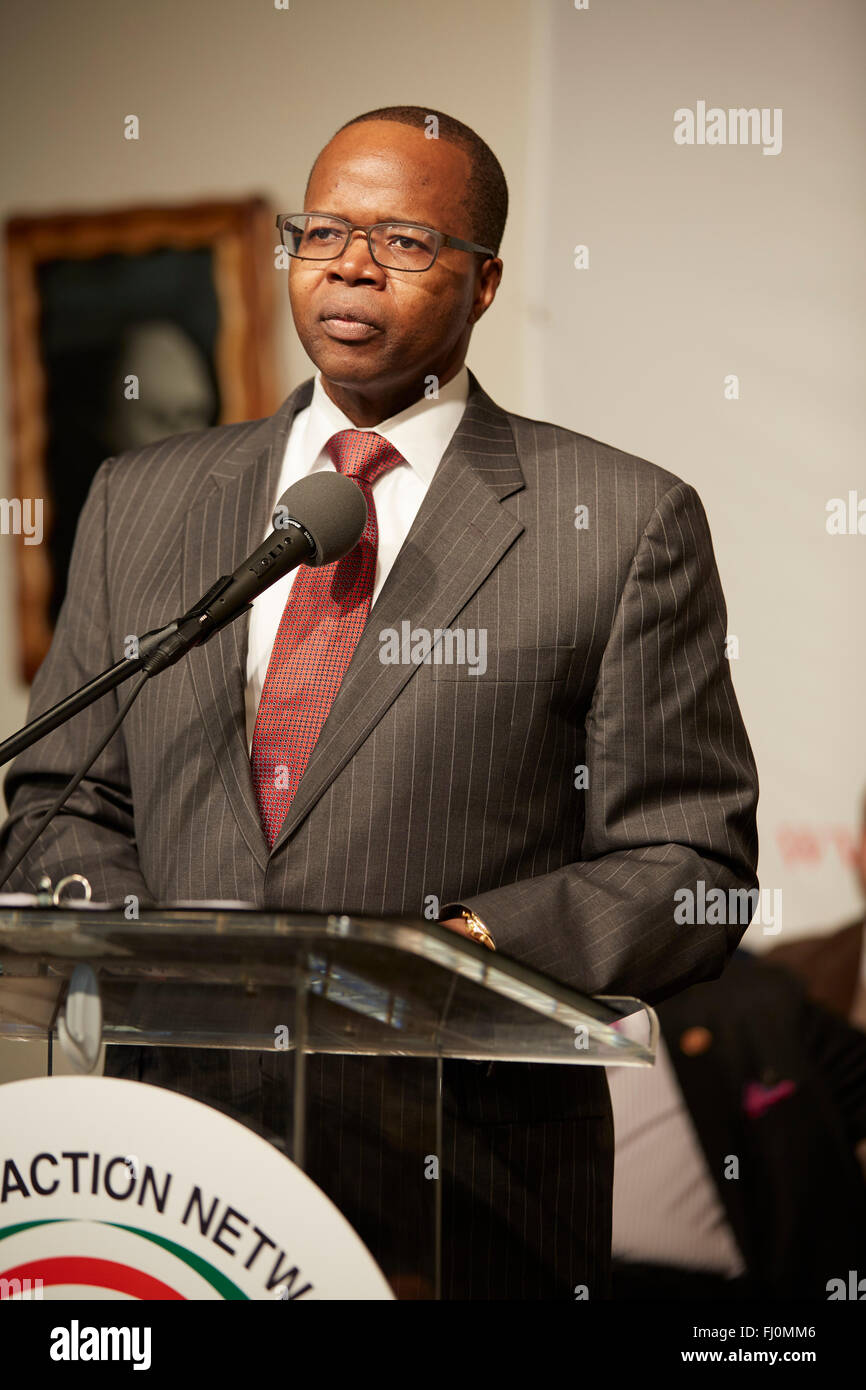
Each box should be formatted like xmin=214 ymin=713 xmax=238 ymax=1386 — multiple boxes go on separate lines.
xmin=524 ymin=0 xmax=866 ymax=942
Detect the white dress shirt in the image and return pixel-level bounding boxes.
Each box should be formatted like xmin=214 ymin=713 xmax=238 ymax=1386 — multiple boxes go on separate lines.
xmin=244 ymin=366 xmax=470 ymax=751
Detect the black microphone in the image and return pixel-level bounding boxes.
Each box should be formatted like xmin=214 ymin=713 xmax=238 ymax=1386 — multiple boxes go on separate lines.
xmin=141 ymin=471 xmax=368 ymax=675
xmin=0 ymin=470 xmax=368 ymax=886
xmin=0 ymin=471 xmax=368 ymax=770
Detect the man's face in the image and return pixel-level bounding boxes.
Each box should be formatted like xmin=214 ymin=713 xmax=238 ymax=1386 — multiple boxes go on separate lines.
xmin=289 ymin=120 xmax=501 ymax=402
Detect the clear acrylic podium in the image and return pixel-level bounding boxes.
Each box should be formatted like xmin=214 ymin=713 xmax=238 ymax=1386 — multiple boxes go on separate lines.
xmin=0 ymin=903 xmax=657 ymax=1298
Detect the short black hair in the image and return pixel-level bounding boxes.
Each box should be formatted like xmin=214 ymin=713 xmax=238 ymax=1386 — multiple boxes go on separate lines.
xmin=309 ymin=105 xmax=508 ymax=256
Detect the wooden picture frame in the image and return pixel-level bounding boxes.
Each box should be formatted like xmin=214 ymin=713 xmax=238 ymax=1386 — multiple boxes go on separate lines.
xmin=4 ymin=197 xmax=280 ymax=682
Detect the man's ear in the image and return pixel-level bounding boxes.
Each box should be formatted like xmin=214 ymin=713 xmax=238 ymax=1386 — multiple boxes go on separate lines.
xmin=469 ymin=259 xmax=503 ymax=324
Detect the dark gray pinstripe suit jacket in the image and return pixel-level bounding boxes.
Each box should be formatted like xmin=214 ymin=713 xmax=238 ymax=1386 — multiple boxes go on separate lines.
xmin=1 ymin=369 xmax=759 ymax=1298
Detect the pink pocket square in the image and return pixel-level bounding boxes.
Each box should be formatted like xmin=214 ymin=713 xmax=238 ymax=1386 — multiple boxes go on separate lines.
xmin=743 ymin=1079 xmax=796 ymax=1119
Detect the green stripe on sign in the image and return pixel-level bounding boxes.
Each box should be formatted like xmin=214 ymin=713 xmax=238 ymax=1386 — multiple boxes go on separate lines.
xmin=0 ymin=1217 xmax=248 ymax=1300
xmin=0 ymin=1220 xmax=67 ymax=1241
xmin=105 ymin=1223 xmax=248 ymax=1300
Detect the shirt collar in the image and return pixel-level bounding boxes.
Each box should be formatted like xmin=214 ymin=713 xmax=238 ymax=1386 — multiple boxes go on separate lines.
xmin=301 ymin=365 xmax=470 ymax=485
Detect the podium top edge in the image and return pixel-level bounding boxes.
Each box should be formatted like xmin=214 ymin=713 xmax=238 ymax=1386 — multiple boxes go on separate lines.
xmin=0 ymin=903 xmax=651 ymax=1033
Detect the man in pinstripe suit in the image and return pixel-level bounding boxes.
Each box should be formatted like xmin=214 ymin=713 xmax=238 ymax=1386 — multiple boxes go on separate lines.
xmin=0 ymin=107 xmax=759 ymax=1298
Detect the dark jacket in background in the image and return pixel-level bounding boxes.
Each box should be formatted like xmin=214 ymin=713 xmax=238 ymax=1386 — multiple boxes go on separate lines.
xmin=640 ymin=951 xmax=866 ymax=1298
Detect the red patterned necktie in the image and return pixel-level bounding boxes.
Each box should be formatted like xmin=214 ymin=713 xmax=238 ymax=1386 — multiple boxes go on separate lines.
xmin=251 ymin=429 xmax=405 ymax=847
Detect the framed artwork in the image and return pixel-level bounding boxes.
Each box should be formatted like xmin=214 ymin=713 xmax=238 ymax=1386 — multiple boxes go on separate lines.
xmin=4 ymin=197 xmax=280 ymax=682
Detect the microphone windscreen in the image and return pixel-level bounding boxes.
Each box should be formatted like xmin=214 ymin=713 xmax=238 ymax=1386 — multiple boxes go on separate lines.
xmin=273 ymin=471 xmax=367 ymax=566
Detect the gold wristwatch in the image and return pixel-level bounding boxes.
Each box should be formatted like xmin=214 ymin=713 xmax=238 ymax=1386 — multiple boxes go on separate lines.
xmin=459 ymin=908 xmax=496 ymax=951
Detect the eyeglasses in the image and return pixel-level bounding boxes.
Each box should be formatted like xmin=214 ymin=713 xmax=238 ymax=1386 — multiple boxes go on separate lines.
xmin=276 ymin=212 xmax=496 ymax=273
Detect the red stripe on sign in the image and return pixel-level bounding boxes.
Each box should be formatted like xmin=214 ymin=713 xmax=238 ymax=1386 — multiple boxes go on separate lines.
xmin=0 ymin=1256 xmax=185 ymax=1300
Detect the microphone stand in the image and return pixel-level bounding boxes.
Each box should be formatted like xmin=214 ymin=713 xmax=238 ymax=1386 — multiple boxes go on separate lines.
xmin=0 ymin=470 xmax=363 ymax=889
xmin=0 ymin=575 xmax=238 ymax=769
xmin=0 ymin=575 xmax=246 ymax=889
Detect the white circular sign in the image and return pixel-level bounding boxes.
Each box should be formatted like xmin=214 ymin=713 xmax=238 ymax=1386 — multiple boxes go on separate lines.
xmin=0 ymin=1076 xmax=393 ymax=1300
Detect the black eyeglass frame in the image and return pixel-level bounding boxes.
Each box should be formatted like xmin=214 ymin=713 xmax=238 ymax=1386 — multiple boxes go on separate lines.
xmin=276 ymin=212 xmax=497 ymax=271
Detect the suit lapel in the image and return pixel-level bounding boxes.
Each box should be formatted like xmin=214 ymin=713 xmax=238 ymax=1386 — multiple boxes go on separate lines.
xmin=270 ymin=371 xmax=525 ymax=854
xmin=181 ymin=379 xmax=314 ymax=870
